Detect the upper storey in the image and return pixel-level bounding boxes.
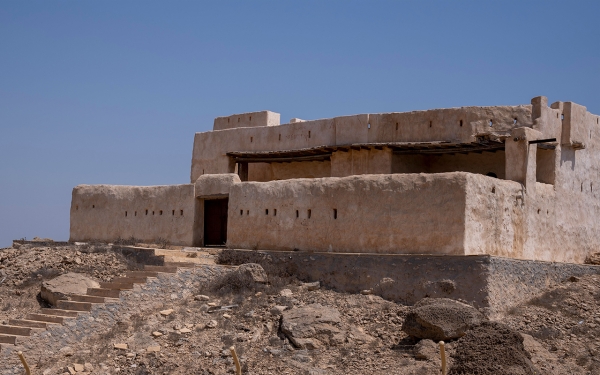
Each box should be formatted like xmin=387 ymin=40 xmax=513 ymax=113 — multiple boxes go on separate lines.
xmin=190 ymin=96 xmax=600 ymax=183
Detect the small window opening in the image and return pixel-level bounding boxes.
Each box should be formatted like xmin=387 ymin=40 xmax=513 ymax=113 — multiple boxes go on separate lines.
xmin=172 ymin=210 xmax=175 ymax=215
xmin=125 ymin=211 xmax=127 ymax=217
xmin=561 ymin=114 xmax=564 ymax=121
xmin=238 ymin=117 xmax=240 ymax=122
xmin=296 ymin=210 xmax=299 ymax=218
xmin=135 ymin=211 xmax=137 ymax=216
xmin=429 ymin=121 xmax=432 ymax=128
xmin=557 ymin=113 xmax=559 ymax=118
xmin=274 ymin=209 xmax=277 ymax=216
xmin=591 ymin=182 xmax=593 ymax=192
xmin=333 ymin=209 xmax=337 ymax=219
xmin=240 ymin=210 xmax=243 ymax=215
xmin=145 ymin=209 xmax=148 ymax=215
xmin=152 ymin=211 xmax=155 ymax=215
xmin=250 ymin=137 xmax=253 ymax=142
xmin=92 ymin=205 xmax=95 ymax=208
xmin=308 ymin=209 xmax=312 ymax=219
xmin=308 ymin=131 xmax=311 ymax=138
xmin=76 ymin=205 xmax=79 ymax=210
xmin=491 ymin=187 xmax=496 ymax=194
xmin=396 ymin=122 xmax=399 ymax=130
xmin=581 ymin=182 xmax=583 ymax=192
xmin=367 ymin=123 xmax=371 ymax=129
xmin=246 ymin=210 xmax=249 ymax=215
xmin=513 ymin=118 xmax=517 ymax=125
xmin=590 ymin=130 xmax=592 ymax=139
xmin=249 ymin=116 xmax=252 ymax=121
xmin=489 ymin=120 xmax=493 ymax=127
xmin=159 ymin=210 xmax=163 ymax=215
xmin=460 ymin=120 xmax=463 ymax=127
xmin=537 ymin=209 xmax=541 ymax=214
xmin=228 ymin=118 xmax=230 ymax=123
xmin=180 ymin=210 xmax=184 ymax=215
xmin=279 ymin=134 xmax=281 ymax=141
xmin=202 ymin=169 xmax=204 ymax=174
xmin=265 ymin=209 xmax=269 ymax=215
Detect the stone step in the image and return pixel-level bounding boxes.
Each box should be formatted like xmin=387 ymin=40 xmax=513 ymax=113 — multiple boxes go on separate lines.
xmin=87 ymin=288 xmax=121 ymax=298
xmin=0 ymin=334 xmax=16 ymax=345
xmin=26 ymin=313 xmax=69 ymax=324
xmin=163 ymin=262 xmax=198 ymax=268
xmin=40 ymin=308 xmax=80 ymax=317
xmin=143 ymin=265 xmax=178 ymax=273
xmin=56 ymin=300 xmax=92 ymax=312
xmin=125 ymin=270 xmax=159 ymax=278
xmin=99 ymin=282 xmax=134 ymax=290
xmin=68 ymin=294 xmax=106 ymax=303
xmin=112 ymin=276 xmax=148 ymax=284
xmin=9 ymin=319 xmax=52 ymax=329
xmin=0 ymin=325 xmax=31 ymax=336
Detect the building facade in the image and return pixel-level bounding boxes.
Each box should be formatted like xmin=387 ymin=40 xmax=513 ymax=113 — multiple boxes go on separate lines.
xmin=70 ymin=96 xmax=600 ymax=263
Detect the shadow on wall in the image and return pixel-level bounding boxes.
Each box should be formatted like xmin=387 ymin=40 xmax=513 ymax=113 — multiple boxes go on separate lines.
xmin=560 ymin=147 xmax=576 ymax=171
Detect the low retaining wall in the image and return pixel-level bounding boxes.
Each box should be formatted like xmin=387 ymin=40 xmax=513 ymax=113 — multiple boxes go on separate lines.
xmin=218 ymin=249 xmax=600 ymax=318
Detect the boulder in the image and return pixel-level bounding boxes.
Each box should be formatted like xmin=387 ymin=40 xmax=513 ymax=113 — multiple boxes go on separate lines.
xmin=281 ymin=304 xmax=342 ymax=349
xmin=236 ymin=263 xmax=268 ymax=284
xmin=402 ymin=298 xmax=485 ymax=341
xmin=41 ymin=272 xmax=100 ymax=306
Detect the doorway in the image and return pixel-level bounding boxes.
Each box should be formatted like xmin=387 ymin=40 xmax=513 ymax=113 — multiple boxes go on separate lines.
xmin=203 ymin=198 xmax=229 ymax=246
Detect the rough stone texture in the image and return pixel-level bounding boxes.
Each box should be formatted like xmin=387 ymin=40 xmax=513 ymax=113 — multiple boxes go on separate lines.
xmin=41 ymin=273 xmax=100 ymax=306
xmin=448 ymin=322 xmax=539 ymax=375
xmin=218 ymin=249 xmax=600 ymax=317
xmin=236 ymin=263 xmax=268 ymax=284
xmin=0 ymin=265 xmax=226 ymax=374
xmin=280 ymin=304 xmax=342 ymax=349
xmin=401 ymin=298 xmax=485 ymax=341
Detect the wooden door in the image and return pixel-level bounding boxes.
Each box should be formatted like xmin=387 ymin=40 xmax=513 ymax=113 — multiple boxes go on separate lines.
xmin=204 ymin=198 xmax=228 ymax=246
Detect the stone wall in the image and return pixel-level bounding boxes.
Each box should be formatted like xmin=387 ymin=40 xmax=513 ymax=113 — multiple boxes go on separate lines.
xmin=70 ymin=184 xmax=196 ymax=246
xmin=218 ymin=249 xmax=600 ymax=318
xmin=227 ymin=172 xmax=470 ymax=254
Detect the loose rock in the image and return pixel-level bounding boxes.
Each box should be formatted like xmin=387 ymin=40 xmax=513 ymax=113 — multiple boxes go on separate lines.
xmin=402 ymin=298 xmax=485 ymax=341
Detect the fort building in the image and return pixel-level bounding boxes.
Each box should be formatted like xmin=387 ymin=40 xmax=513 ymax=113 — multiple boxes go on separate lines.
xmin=70 ymin=96 xmax=600 ymax=264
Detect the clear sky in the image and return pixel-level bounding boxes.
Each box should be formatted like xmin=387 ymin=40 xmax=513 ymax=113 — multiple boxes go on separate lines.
xmin=1 ymin=1 xmax=599 ymax=247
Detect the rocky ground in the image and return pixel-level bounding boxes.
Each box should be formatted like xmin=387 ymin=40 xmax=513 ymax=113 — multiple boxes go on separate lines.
xmin=1 ymin=243 xmax=600 ymax=374
xmin=0 ymin=242 xmax=132 ymax=324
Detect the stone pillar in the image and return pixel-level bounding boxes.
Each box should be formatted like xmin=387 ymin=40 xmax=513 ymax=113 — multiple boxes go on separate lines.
xmin=505 ymin=127 xmax=542 ymax=194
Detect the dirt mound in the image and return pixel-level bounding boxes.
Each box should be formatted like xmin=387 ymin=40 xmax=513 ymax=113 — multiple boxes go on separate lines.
xmin=449 ymin=321 xmax=539 ymax=375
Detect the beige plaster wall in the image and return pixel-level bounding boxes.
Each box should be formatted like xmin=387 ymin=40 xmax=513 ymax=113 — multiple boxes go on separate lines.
xmin=213 ymin=111 xmax=280 ymax=131
xmin=70 ymin=184 xmax=196 ymax=246
xmin=191 ymin=105 xmax=533 ymax=182
xmin=227 ymin=173 xmax=468 ymax=254
xmin=331 ymin=148 xmax=392 ymax=177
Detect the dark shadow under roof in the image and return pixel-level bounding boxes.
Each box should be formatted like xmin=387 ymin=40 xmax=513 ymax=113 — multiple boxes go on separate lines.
xmin=227 ymin=140 xmax=506 ymax=163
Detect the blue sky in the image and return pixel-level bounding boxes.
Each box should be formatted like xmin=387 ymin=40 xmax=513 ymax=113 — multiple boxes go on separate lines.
xmin=1 ymin=1 xmax=599 ymax=247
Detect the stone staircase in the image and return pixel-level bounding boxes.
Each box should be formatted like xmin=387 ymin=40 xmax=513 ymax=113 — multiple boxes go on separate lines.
xmin=0 ymin=247 xmax=220 ymax=348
